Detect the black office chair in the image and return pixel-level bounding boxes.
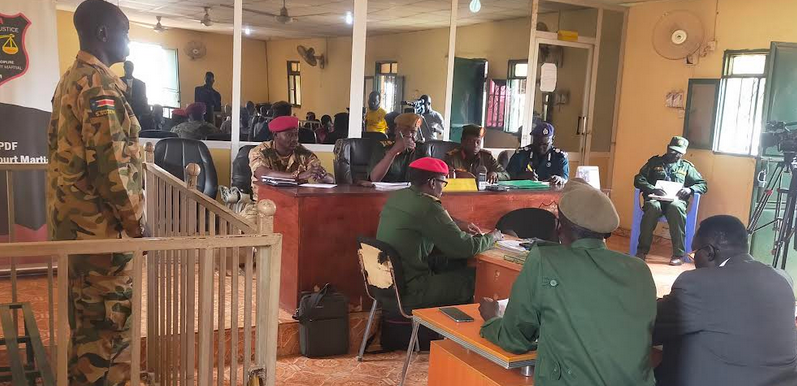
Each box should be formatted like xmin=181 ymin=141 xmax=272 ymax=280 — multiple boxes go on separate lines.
xmin=298 ymin=128 xmax=317 ymax=144
xmin=357 ymin=237 xmax=429 ymax=360
xmin=153 ymin=138 xmax=218 ymax=199
xmin=495 ymin=208 xmax=558 ymax=241
xmin=362 ymin=132 xmax=388 ymax=141
xmin=416 ymin=140 xmax=460 ymax=161
xmin=140 ymin=130 xmax=177 ymax=139
xmin=205 ymin=133 xmax=231 ymax=141
xmin=333 ymin=138 xmax=377 ymax=184
xmin=232 ymin=145 xmax=256 ymax=195
xmin=498 ymin=149 xmax=516 ymax=170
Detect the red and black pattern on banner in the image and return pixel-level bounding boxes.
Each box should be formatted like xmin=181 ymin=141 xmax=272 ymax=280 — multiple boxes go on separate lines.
xmin=0 ymin=13 xmax=30 ymax=87
xmin=0 ymin=103 xmax=48 ymax=243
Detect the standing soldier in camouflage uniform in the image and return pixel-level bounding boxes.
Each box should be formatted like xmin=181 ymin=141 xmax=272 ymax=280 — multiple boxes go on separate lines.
xmin=444 ymin=124 xmax=510 ymax=182
xmin=634 ymin=136 xmax=707 ymax=266
xmin=47 ymin=1 xmax=144 ymax=384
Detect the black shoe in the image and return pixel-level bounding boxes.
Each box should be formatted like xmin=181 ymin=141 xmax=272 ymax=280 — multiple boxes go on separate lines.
xmin=635 ymin=252 xmax=647 ymax=261
xmin=669 ymin=256 xmax=684 ymax=266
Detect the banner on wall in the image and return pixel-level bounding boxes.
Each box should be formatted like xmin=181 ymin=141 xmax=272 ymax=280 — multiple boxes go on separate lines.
xmin=0 ymin=0 xmax=59 ymax=243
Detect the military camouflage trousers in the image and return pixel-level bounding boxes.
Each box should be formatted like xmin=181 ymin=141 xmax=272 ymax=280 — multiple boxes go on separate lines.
xmin=68 ymin=253 xmax=133 ymax=386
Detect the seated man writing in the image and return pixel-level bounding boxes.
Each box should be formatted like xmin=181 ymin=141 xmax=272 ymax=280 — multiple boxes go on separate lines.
xmin=506 ymin=120 xmax=568 ymax=186
xmin=368 ymin=113 xmax=422 ymax=182
xmin=444 ymin=124 xmax=510 ymax=183
xmin=479 ymin=181 xmax=657 ymax=386
xmin=654 ymin=215 xmax=797 ymax=386
xmin=244 ymin=116 xmax=333 ymax=222
xmin=634 ymin=136 xmax=707 ymax=265
xmin=377 ymin=157 xmax=503 ymax=310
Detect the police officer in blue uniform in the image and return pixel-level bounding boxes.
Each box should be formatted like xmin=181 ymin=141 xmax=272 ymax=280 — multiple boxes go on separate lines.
xmin=506 ymin=120 xmax=569 ymax=186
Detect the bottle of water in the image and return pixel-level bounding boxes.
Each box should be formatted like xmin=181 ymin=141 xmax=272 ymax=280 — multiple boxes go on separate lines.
xmin=476 ymin=165 xmax=488 ymax=191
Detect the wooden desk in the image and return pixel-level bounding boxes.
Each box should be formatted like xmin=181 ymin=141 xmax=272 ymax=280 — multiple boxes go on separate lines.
xmin=255 ymin=184 xmax=562 ymax=311
xmin=400 ymin=304 xmax=536 ymax=386
xmin=475 ymin=250 xmax=524 ymax=301
xmin=429 ymin=339 xmax=535 ymax=386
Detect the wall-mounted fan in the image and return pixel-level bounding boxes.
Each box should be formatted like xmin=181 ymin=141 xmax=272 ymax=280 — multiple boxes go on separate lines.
xmin=185 ymin=41 xmax=207 ymax=60
xmin=297 ymin=45 xmax=326 ymax=69
xmin=652 ymin=11 xmax=705 ymax=60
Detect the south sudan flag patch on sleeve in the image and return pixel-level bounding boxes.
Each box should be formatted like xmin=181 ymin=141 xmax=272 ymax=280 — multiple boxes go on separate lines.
xmin=89 ymin=96 xmax=117 ymax=116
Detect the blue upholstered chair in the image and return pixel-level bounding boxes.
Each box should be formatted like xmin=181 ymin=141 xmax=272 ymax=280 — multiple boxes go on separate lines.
xmin=629 ymin=188 xmax=701 ymax=259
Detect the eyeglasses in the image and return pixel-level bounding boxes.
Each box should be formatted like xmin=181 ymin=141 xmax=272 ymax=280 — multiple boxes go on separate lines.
xmin=430 ymin=178 xmax=449 ymax=187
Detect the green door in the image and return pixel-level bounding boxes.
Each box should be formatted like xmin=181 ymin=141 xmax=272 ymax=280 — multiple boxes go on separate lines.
xmin=449 ymin=57 xmax=487 ymax=143
xmin=750 ymin=42 xmax=797 ymax=294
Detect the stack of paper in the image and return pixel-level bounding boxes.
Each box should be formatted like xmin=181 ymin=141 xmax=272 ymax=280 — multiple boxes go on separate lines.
xmin=300 ymin=183 xmax=337 ymax=189
xmin=373 ymin=182 xmax=410 ymax=191
xmin=496 ymin=240 xmax=530 ymax=256
xmin=649 ymin=180 xmax=683 ymax=202
xmin=261 ymin=176 xmax=298 ymax=187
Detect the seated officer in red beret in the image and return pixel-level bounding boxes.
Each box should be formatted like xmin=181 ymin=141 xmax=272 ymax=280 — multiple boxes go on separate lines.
xmin=170 ymin=102 xmax=221 ymax=140
xmin=376 ymin=157 xmax=503 ymax=311
xmin=244 ymin=116 xmax=333 ymax=221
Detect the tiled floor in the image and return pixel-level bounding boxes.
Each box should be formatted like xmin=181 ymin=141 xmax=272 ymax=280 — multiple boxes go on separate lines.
xmin=0 ymin=234 xmax=687 ymax=385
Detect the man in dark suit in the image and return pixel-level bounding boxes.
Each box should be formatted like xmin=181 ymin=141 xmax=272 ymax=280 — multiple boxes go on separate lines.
xmin=194 ymin=71 xmax=221 ymax=124
xmin=121 ymin=60 xmax=148 ymax=120
xmin=654 ymin=215 xmax=797 ymax=386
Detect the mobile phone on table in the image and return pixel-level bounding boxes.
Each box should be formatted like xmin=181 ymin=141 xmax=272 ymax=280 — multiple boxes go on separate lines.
xmin=439 ymin=307 xmax=474 ymax=323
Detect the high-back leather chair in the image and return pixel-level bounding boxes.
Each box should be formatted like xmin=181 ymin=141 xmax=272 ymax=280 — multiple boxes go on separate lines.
xmin=232 ymin=145 xmax=256 ymax=195
xmin=298 ymin=128 xmax=317 ymax=144
xmin=362 ymin=132 xmax=388 ymax=141
xmin=416 ymin=140 xmax=460 ymax=161
xmin=334 ymin=138 xmax=377 ymax=184
xmin=153 ymin=138 xmax=218 ymax=198
xmin=140 ymin=130 xmax=177 ymax=139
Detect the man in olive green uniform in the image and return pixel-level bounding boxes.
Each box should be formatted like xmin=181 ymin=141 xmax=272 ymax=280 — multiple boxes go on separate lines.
xmin=444 ymin=124 xmax=510 ymax=183
xmin=376 ymin=157 xmax=502 ymax=310
xmin=634 ymin=136 xmax=707 ymax=265
xmin=245 ymin=116 xmax=333 ymax=222
xmin=47 ymin=1 xmax=144 ymax=384
xmin=367 ymin=113 xmax=422 ymax=182
xmin=479 ymin=182 xmax=657 ymax=386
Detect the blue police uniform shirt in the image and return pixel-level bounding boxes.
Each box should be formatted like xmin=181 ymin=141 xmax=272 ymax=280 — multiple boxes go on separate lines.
xmin=506 ymin=147 xmax=569 ymax=180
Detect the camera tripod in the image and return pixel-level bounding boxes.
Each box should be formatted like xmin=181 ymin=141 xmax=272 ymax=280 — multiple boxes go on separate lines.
xmin=748 ymin=151 xmax=797 ymax=270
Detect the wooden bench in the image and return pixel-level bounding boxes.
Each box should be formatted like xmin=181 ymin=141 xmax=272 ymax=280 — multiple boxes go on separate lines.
xmin=0 ymin=303 xmax=55 ymax=386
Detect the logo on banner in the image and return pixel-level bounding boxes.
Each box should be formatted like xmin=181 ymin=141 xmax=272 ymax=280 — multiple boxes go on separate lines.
xmin=0 ymin=13 xmax=30 ymax=87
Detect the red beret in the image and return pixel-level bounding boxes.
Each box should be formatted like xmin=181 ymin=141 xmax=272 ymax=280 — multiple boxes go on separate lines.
xmin=172 ymin=108 xmax=187 ymax=117
xmin=186 ymin=102 xmax=206 ymax=117
xmin=409 ymin=157 xmax=449 ymax=175
xmin=269 ymin=116 xmax=300 ymax=133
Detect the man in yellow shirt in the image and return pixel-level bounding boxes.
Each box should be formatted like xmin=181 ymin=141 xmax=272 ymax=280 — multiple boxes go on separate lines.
xmin=365 ymin=91 xmax=388 ymax=134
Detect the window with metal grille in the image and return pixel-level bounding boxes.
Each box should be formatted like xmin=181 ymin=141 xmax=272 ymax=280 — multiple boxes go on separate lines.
xmin=287 ymin=61 xmax=302 ymax=107
xmin=714 ymin=50 xmax=769 ymax=155
xmin=375 ymin=61 xmax=401 ymax=112
xmin=505 ymin=60 xmax=528 ymax=133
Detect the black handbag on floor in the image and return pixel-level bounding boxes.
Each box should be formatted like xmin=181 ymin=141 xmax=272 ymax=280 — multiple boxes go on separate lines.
xmin=293 ymin=284 xmax=349 ymax=358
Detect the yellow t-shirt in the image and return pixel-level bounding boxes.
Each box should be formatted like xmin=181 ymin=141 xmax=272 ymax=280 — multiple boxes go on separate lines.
xmin=365 ymin=108 xmax=388 ymax=133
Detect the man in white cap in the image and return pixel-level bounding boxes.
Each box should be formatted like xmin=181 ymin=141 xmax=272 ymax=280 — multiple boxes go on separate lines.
xmin=479 ymin=181 xmax=657 ymax=386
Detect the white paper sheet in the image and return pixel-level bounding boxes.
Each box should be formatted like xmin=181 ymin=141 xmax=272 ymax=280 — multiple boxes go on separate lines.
xmin=497 ymin=299 xmax=509 ymax=318
xmin=300 ymin=183 xmax=337 ymax=189
xmin=372 ymin=182 xmax=411 ymax=191
xmin=649 ymin=180 xmax=683 ymax=202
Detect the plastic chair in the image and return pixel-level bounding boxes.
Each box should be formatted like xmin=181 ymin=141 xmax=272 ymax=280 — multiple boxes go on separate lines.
xmin=356 ymin=237 xmax=417 ymax=362
xmin=629 ymin=188 xmax=701 ymax=257
xmin=495 ymin=208 xmax=558 ymax=241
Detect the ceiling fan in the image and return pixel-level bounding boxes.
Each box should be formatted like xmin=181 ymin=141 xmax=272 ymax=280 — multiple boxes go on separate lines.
xmin=200 ymin=7 xmax=213 ymax=27
xmin=221 ymin=0 xmax=332 ymax=24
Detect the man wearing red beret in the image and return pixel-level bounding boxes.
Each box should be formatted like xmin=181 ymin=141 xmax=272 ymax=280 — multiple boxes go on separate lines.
xmin=244 ymin=116 xmax=333 ymax=221
xmin=377 ymin=157 xmax=503 ymax=311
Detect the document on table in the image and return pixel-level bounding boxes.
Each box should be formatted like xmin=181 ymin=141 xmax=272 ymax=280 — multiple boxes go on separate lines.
xmin=300 ymin=183 xmax=337 ymax=189
xmin=373 ymin=182 xmax=410 ymax=191
xmin=649 ymin=180 xmax=683 ymax=202
xmin=496 ymin=299 xmax=509 ymax=318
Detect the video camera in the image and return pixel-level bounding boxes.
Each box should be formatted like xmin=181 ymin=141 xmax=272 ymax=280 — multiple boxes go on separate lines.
xmin=761 ymin=120 xmax=797 ymax=153
xmin=401 ymin=99 xmax=425 ymax=115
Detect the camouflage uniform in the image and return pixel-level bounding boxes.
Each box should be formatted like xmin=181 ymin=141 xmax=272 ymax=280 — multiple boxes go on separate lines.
xmin=170 ymin=120 xmax=221 ymax=140
xmin=243 ymin=141 xmax=326 ymax=221
xmin=443 ymin=148 xmax=510 ymax=181
xmin=48 ymin=51 xmax=145 ymax=385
